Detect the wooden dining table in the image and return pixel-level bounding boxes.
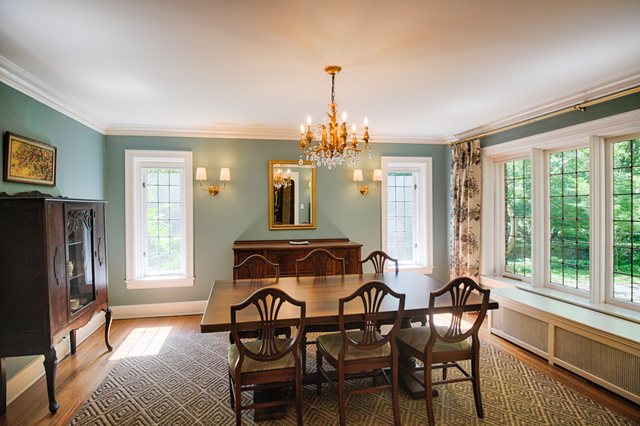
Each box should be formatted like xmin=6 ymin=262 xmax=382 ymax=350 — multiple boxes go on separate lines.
xmin=201 ymin=271 xmax=498 ymax=418
xmin=201 ymin=271 xmax=496 ymax=333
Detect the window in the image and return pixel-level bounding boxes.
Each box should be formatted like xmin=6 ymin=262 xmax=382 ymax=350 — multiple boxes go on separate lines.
xmin=548 ymin=148 xmax=590 ymax=292
xmin=611 ymin=138 xmax=640 ymax=305
xmin=381 ymin=157 xmax=433 ymax=273
xmin=480 ymin=111 xmax=640 ymax=315
xmin=504 ymin=159 xmax=532 ymax=279
xmin=125 ymin=150 xmax=194 ymax=289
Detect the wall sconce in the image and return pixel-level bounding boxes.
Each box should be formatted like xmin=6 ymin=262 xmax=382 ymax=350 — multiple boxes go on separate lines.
xmin=195 ymin=167 xmax=231 ymax=195
xmin=353 ymin=169 xmax=382 ymax=195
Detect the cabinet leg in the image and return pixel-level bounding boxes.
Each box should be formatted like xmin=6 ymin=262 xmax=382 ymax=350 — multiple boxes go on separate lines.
xmin=70 ymin=329 xmax=77 ymax=355
xmin=104 ymin=307 xmax=113 ymax=351
xmin=43 ymin=347 xmax=59 ymax=413
xmin=1 ymin=357 xmax=6 ymax=416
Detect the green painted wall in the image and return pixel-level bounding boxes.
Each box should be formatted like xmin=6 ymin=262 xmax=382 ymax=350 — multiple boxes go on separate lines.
xmin=104 ymin=136 xmax=450 ymax=306
xmin=481 ymin=91 xmax=640 ymax=147
xmin=0 ymin=82 xmax=106 ymax=381
xmin=0 ymin=83 xmax=105 ymax=198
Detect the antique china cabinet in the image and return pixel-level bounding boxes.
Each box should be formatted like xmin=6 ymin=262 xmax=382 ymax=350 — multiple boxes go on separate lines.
xmin=0 ymin=193 xmax=112 ymax=415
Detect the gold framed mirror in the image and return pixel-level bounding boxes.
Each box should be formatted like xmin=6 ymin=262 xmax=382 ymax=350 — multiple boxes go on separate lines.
xmin=268 ymin=160 xmax=316 ymax=230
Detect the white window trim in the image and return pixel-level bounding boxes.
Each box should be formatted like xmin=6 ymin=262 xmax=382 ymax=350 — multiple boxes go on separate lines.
xmin=480 ymin=108 xmax=640 ymax=318
xmin=381 ymin=156 xmax=433 ymax=274
xmin=125 ymin=150 xmax=195 ymax=289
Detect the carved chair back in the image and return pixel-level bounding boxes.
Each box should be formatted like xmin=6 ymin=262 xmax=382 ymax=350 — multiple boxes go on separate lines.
xmin=230 ymin=287 xmax=305 ymax=365
xmin=233 ymin=254 xmax=279 ymax=280
xmin=427 ymin=277 xmax=490 ymax=348
xmin=358 ymin=250 xmax=399 ymax=274
xmin=338 ymin=280 xmax=405 ymax=357
xmin=295 ymin=248 xmax=345 ymax=278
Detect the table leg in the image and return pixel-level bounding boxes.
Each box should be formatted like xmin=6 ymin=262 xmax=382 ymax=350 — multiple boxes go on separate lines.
xmin=253 ymin=389 xmax=286 ymax=422
xmin=398 ymin=317 xmax=438 ymax=400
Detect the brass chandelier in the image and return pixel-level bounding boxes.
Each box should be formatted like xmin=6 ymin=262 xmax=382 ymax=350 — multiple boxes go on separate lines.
xmin=299 ymin=65 xmax=371 ymax=169
xmin=273 ymin=164 xmax=291 ymax=189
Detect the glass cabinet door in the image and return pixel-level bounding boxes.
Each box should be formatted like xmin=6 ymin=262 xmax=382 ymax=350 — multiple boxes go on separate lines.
xmin=67 ymin=208 xmax=95 ymax=313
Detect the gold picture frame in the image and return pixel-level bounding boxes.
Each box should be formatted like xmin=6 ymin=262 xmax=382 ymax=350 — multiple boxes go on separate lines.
xmin=3 ymin=132 xmax=57 ymax=186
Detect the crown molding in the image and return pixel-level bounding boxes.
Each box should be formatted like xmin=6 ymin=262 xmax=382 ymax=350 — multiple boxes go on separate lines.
xmin=482 ymin=109 xmax=640 ymax=162
xmin=0 ymin=55 xmax=109 ymax=133
xmin=2 ymin=54 xmax=638 ymax=145
xmin=106 ymin=123 xmax=448 ymax=144
xmin=452 ymin=65 xmax=640 ymax=142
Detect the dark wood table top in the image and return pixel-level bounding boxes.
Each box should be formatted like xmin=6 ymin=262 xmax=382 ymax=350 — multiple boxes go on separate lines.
xmin=201 ymin=272 xmax=498 ymax=333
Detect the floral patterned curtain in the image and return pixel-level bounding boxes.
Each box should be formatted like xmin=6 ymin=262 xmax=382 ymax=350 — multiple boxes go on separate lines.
xmin=450 ymin=139 xmax=482 ymax=281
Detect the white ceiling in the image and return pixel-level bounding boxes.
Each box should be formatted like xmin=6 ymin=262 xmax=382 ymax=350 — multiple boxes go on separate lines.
xmin=1 ymin=0 xmax=639 ymax=142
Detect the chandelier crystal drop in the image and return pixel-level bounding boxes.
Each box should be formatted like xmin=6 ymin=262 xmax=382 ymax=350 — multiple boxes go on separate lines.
xmin=273 ymin=165 xmax=292 ymax=189
xmin=299 ymin=66 xmax=371 ymax=169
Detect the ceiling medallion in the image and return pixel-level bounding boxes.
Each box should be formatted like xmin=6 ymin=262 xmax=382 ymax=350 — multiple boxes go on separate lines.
xmin=299 ymin=66 xmax=371 ymax=169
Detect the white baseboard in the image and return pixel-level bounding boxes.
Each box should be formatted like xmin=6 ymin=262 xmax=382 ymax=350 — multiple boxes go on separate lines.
xmin=6 ymin=312 xmax=106 ymax=405
xmin=110 ymin=300 xmax=207 ymax=319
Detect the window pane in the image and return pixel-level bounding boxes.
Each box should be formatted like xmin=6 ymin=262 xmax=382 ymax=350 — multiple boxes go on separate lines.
xmin=504 ymin=159 xmax=531 ymax=278
xmin=387 ymin=172 xmax=415 ymax=263
xmin=612 ymin=139 xmax=640 ymax=304
xmin=548 ymin=149 xmax=589 ymax=291
xmin=144 ymin=168 xmax=183 ymax=276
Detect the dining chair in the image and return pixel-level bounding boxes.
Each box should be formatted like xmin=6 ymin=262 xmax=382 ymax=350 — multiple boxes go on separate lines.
xmin=396 ymin=277 xmax=490 ymax=426
xmin=359 ymin=250 xmax=425 ymax=328
xmin=295 ymin=248 xmax=345 ymax=278
xmin=295 ymin=248 xmax=354 ymax=374
xmin=233 ymin=254 xmax=279 ymax=280
xmin=316 ymin=280 xmax=405 ymax=426
xmin=231 ymin=255 xmax=290 ymax=344
xmin=358 ymin=250 xmax=399 ymax=274
xmin=228 ymin=287 xmax=306 ymax=426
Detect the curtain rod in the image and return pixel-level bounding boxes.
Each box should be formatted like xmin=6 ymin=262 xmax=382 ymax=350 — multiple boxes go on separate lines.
xmin=448 ymin=85 xmax=640 ymax=147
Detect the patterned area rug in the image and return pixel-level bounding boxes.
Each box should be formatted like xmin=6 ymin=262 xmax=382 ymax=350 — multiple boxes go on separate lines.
xmin=70 ymin=331 xmax=635 ymax=425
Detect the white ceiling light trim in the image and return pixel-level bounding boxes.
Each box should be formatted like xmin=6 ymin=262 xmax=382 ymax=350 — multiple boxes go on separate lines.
xmin=452 ymin=65 xmax=640 ymax=142
xmin=0 ymin=55 xmax=109 ymax=133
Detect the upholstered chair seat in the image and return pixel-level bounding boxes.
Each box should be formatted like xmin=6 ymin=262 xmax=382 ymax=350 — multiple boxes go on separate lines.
xmin=229 ymin=338 xmax=296 ymax=373
xmin=396 ymin=326 xmax=471 ymax=353
xmin=317 ymin=331 xmax=390 ymax=361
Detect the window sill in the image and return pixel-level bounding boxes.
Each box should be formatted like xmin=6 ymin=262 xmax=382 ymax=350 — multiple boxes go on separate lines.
xmin=126 ymin=276 xmax=195 ymax=290
xmin=385 ymin=265 xmax=434 ymax=275
xmin=480 ymin=275 xmax=640 ymax=325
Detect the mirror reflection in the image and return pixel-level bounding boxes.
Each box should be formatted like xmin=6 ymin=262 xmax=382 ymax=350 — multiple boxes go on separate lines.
xmin=268 ymin=160 xmax=316 ymax=230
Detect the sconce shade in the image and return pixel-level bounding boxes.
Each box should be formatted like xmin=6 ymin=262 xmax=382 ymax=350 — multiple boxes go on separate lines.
xmin=195 ymin=167 xmax=207 ymax=181
xmin=373 ymin=169 xmax=383 ymax=181
xmin=219 ymin=168 xmax=231 ymax=181
xmin=353 ymin=169 xmax=363 ymax=182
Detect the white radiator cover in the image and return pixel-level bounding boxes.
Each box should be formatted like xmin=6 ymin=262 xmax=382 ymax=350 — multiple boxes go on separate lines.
xmin=490 ymin=298 xmax=640 ymax=405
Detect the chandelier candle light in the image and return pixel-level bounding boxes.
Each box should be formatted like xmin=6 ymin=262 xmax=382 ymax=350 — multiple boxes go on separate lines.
xmin=299 ymin=66 xmax=371 ymax=169
xmin=273 ymin=165 xmax=292 ymax=189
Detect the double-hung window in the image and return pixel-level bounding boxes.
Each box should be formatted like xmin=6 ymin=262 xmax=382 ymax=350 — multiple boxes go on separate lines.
xmin=481 ymin=115 xmax=640 ymax=314
xmin=381 ymin=157 xmax=433 ymax=273
xmin=125 ymin=150 xmax=195 ymax=289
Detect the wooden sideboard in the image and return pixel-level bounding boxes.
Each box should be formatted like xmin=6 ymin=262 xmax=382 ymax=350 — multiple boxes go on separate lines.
xmin=232 ymin=238 xmax=362 ymax=277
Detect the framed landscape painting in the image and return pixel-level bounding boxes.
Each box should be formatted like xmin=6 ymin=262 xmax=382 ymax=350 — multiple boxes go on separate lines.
xmin=3 ymin=132 xmax=57 ymax=186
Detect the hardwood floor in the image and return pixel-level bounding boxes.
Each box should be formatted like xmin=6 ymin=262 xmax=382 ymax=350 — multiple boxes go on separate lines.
xmin=1 ymin=314 xmax=639 ymax=425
